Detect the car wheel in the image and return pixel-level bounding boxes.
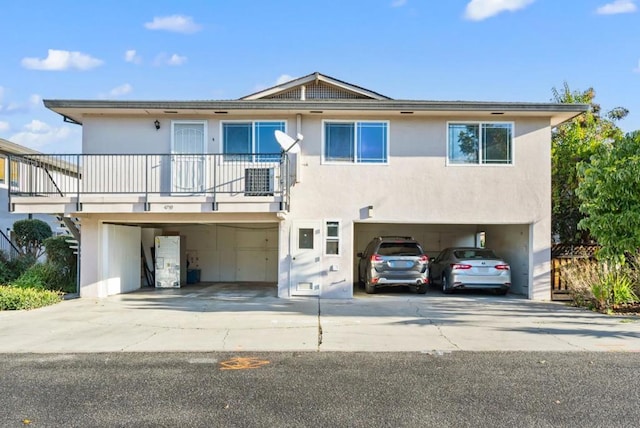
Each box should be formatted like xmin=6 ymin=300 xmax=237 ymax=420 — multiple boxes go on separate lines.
xmin=441 ymin=275 xmax=452 ymax=294
xmin=365 ymin=281 xmax=376 ymax=294
xmin=416 ymin=284 xmax=427 ymax=294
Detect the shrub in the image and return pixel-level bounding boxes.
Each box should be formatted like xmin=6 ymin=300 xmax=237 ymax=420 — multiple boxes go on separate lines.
xmin=0 ymin=285 xmax=62 ymax=310
xmin=13 ymin=262 xmax=76 ymax=294
xmin=563 ymin=260 xmax=638 ymax=312
xmin=13 ymin=219 xmax=52 ymax=258
xmin=44 ymin=235 xmax=76 ymax=267
xmin=0 ymin=253 xmax=37 ymax=285
xmin=43 ymin=235 xmax=77 ymax=292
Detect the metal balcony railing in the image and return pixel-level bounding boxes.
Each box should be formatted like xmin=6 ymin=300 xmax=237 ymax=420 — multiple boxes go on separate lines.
xmin=8 ymin=153 xmax=291 ymax=211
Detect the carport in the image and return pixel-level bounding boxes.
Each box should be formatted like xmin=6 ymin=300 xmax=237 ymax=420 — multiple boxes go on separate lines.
xmin=141 ymin=222 xmax=279 ymax=284
xmin=354 ymin=222 xmax=530 ymax=295
xmin=79 ymin=214 xmax=280 ymax=298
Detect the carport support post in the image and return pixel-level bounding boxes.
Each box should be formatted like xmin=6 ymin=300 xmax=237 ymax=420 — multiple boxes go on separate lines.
xmin=530 ymin=220 xmax=552 ymax=301
xmin=78 ymin=217 xmax=101 ymax=298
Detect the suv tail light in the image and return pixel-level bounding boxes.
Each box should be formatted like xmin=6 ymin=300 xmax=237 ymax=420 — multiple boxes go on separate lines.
xmin=451 ymin=263 xmax=472 ymax=270
xmin=495 ymin=264 xmax=510 ymax=270
xmin=419 ymin=255 xmax=429 ymax=263
xmin=371 ymin=254 xmax=383 ymax=262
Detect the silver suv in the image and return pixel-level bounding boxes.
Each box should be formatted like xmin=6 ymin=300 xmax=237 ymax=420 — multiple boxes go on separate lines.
xmin=357 ymin=236 xmax=429 ymax=294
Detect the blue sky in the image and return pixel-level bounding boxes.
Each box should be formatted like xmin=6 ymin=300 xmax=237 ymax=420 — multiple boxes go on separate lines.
xmin=0 ymin=0 xmax=638 ymax=153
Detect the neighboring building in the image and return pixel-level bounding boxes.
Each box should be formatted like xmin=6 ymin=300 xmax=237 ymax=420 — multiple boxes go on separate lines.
xmin=9 ymin=72 xmax=588 ymax=299
xmin=0 ymin=138 xmax=61 ymax=255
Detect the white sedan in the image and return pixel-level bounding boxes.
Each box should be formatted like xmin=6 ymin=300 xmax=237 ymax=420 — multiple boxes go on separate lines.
xmin=429 ymin=247 xmax=511 ymax=295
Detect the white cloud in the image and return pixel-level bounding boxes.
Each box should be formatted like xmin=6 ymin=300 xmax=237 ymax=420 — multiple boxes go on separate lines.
xmin=464 ymin=0 xmax=535 ymax=21
xmin=391 ymin=0 xmax=407 ymax=7
xmin=144 ymin=15 xmax=202 ymax=33
xmin=596 ymin=0 xmax=637 ymax=14
xmin=29 ymin=94 xmax=42 ymax=107
xmin=10 ymin=120 xmax=80 ymax=152
xmin=0 ymin=93 xmax=42 ymax=114
xmin=0 ymin=121 xmax=10 ymax=133
xmin=0 ymin=86 xmax=4 ymax=102
xmin=276 ymin=74 xmax=294 ymax=85
xmin=0 ymin=103 xmax=23 ymax=114
xmin=167 ymin=54 xmax=187 ymax=66
xmin=109 ymin=84 xmax=133 ymax=97
xmin=124 ymin=49 xmax=142 ymax=64
xmin=21 ymin=49 xmax=103 ymax=71
xmin=153 ymin=53 xmax=187 ymax=66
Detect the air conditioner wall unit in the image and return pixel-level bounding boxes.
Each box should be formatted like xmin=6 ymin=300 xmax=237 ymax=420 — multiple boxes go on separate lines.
xmin=245 ymin=168 xmax=274 ymax=196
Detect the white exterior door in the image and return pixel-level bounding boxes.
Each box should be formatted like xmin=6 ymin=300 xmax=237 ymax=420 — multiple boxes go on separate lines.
xmin=172 ymin=121 xmax=206 ymax=193
xmin=290 ymin=221 xmax=322 ymax=296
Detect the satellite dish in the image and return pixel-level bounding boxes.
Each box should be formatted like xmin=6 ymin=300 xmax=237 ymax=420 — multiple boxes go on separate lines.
xmin=275 ymin=130 xmax=302 ymax=154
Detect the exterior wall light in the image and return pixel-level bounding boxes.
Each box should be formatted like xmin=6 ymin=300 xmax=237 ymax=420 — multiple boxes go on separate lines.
xmin=154 ymin=120 xmax=160 ymax=130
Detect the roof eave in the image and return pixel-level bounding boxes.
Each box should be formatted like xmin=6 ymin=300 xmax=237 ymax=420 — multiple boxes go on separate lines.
xmin=43 ymin=99 xmax=589 ymax=126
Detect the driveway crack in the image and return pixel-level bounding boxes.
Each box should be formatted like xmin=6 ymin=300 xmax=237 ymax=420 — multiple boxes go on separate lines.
xmin=416 ymin=305 xmax=461 ymax=351
xmin=222 ymin=329 xmax=229 ymax=349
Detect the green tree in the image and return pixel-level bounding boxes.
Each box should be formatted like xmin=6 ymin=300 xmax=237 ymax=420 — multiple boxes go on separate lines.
xmin=551 ymin=83 xmax=627 ymax=243
xmin=12 ymin=219 xmax=52 ymax=259
xmin=577 ymin=131 xmax=640 ymax=263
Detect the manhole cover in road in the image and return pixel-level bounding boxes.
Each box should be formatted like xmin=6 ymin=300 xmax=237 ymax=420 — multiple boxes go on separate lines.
xmin=219 ymin=357 xmax=270 ymax=370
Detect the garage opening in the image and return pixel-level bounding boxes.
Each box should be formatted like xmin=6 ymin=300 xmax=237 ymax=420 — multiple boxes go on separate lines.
xmin=354 ymin=223 xmax=530 ymax=296
xmin=137 ymin=222 xmax=279 ymax=291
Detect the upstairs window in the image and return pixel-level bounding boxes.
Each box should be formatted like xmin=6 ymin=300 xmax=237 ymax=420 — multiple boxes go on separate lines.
xmin=222 ymin=121 xmax=285 ymax=161
xmin=448 ymin=122 xmax=513 ymax=165
xmin=324 ymin=121 xmax=388 ymax=164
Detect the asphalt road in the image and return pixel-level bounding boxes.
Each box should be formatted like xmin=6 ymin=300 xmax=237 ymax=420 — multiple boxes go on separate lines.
xmin=1 ymin=352 xmax=638 ymax=427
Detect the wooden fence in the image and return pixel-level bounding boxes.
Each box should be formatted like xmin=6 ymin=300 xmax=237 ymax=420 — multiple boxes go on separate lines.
xmin=551 ymin=244 xmax=598 ymax=301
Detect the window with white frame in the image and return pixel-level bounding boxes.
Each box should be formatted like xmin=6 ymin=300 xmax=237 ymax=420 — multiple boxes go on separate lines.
xmin=325 ymin=220 xmax=340 ymax=255
xmin=222 ymin=121 xmax=285 ymax=161
xmin=448 ymin=122 xmax=513 ymax=165
xmin=324 ymin=121 xmax=388 ymax=163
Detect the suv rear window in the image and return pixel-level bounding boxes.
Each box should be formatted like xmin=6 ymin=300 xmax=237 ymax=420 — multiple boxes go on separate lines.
xmin=377 ymin=243 xmax=422 ymax=256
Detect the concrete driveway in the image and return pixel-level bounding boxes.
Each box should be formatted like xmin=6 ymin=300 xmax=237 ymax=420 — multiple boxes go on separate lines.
xmin=1 ymin=283 xmax=639 ymax=353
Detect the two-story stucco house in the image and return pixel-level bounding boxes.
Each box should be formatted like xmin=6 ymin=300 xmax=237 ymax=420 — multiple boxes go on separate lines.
xmin=8 ymin=72 xmax=587 ymax=300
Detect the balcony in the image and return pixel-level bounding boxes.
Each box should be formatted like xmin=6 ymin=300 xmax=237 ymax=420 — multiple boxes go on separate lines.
xmin=8 ymin=153 xmax=291 ymax=214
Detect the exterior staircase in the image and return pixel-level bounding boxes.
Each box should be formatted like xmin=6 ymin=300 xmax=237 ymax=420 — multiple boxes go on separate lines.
xmin=56 ymin=215 xmax=80 ymax=254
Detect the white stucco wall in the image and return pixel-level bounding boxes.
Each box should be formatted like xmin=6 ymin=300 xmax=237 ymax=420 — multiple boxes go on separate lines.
xmin=276 ymin=116 xmax=552 ymax=299
xmin=78 ymin=113 xmax=552 ymax=300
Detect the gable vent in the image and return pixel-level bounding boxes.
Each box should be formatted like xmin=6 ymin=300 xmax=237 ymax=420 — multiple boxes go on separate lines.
xmin=265 ymin=82 xmax=371 ymax=100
